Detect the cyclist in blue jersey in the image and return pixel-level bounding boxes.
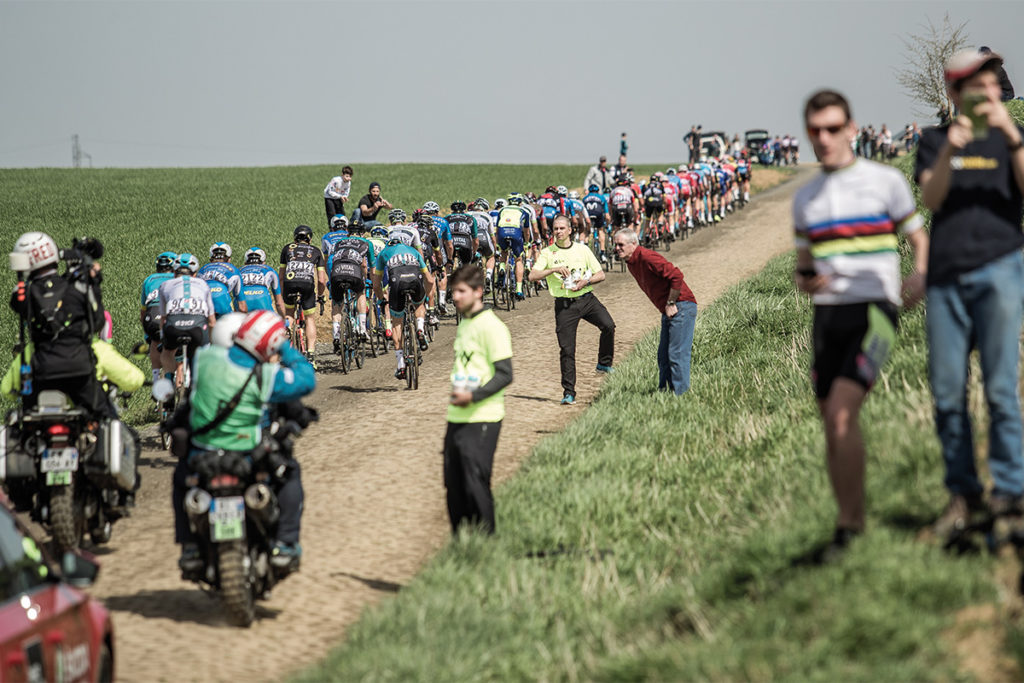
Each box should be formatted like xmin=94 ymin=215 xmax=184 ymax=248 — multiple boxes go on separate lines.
xmin=423 ymin=200 xmax=454 ymax=314
xmin=373 ymin=236 xmax=433 ymax=379
xmin=321 ymin=215 xmax=351 ymax=256
xmin=583 ymin=184 xmax=612 ymax=266
xmin=140 ymin=250 xmax=177 ymax=383
xmin=495 ymin=194 xmax=531 ymax=300
xmin=197 ymin=242 xmax=246 ymax=316
xmin=238 ymin=247 xmax=285 ymax=315
xmin=567 ymin=190 xmax=591 ymax=244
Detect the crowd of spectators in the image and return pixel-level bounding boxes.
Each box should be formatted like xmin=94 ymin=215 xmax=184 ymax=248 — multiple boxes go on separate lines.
xmin=855 ymin=123 xmax=921 ymax=160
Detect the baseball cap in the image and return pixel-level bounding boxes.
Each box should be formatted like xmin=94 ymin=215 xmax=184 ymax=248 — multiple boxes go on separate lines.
xmin=599 ymin=155 xmax=607 ymax=162
xmin=944 ymin=48 xmax=1003 ymax=87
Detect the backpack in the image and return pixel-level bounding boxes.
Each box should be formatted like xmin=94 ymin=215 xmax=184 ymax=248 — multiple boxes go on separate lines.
xmin=28 ymin=275 xmax=82 ymax=341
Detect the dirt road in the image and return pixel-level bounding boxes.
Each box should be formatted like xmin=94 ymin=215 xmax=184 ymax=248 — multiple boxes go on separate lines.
xmin=88 ymin=167 xmax=814 ymax=682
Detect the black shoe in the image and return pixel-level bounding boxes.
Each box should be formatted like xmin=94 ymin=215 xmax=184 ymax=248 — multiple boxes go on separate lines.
xmin=333 ymin=338 xmax=341 ymax=355
xmin=821 ymin=527 xmax=861 ymax=564
xmin=417 ymin=330 xmax=428 ymax=351
xmin=395 ymin=367 xmax=406 ymax=380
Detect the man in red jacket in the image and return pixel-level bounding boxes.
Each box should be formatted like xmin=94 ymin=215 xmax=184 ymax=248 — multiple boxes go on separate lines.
xmin=613 ymin=228 xmax=698 ymax=394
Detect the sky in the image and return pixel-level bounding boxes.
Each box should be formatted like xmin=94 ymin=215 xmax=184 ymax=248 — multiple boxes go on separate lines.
xmin=1 ymin=0 xmax=1021 ymax=168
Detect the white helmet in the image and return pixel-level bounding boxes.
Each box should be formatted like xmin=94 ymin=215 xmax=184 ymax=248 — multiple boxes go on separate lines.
xmin=556 ymin=185 xmax=568 ymax=196
xmin=244 ymin=247 xmax=267 ymax=265
xmin=568 ymin=190 xmax=580 ymax=200
xmin=11 ymin=232 xmax=59 ymax=272
xmin=210 ymin=242 xmax=232 ymax=259
xmin=211 ymin=312 xmax=246 ymax=348
xmin=494 ymin=198 xmax=507 ymax=209
xmin=234 ymin=310 xmax=288 ymax=362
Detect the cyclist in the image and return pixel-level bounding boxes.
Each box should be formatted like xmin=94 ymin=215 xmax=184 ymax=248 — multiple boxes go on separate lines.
xmin=661 ymin=171 xmax=679 ymax=239
xmin=583 ymin=184 xmax=611 ymax=266
xmin=537 ymin=185 xmax=561 ymax=239
xmin=327 ymin=222 xmax=376 ymax=352
xmin=414 ymin=209 xmax=444 ymax=325
xmin=238 ymin=247 xmax=285 ymax=316
xmin=609 ymin=174 xmax=638 ymax=230
xmin=495 ymin=194 xmax=531 ymax=300
xmin=445 ymin=201 xmax=478 ymax=268
xmin=386 ymin=208 xmax=423 ymax=251
xmin=279 ymin=225 xmax=326 ymax=365
xmin=157 ymin=253 xmax=216 ymax=388
xmin=424 ymin=201 xmax=454 ymax=313
xmin=736 ymin=154 xmax=752 ymax=203
xmin=141 ymin=251 xmax=177 ymax=384
xmin=197 ymin=242 xmax=246 ymax=317
xmin=366 ymin=226 xmax=392 ymax=335
xmin=468 ymin=199 xmax=497 ymax=289
xmin=567 ymin=190 xmax=590 ymax=244
xmin=641 ymin=174 xmax=666 ymax=242
xmin=321 ymin=215 xmax=351 ymax=256
xmin=373 ymin=233 xmax=432 ymax=380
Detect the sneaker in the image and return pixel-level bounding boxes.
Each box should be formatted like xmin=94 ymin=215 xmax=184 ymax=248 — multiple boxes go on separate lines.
xmin=270 ymin=541 xmax=302 ymax=569
xmin=417 ymin=330 xmax=429 ymax=351
xmin=515 ymin=292 xmax=525 ymax=301
xmin=333 ymin=338 xmax=342 ymax=355
xmin=561 ymin=394 xmax=575 ymax=405
xmin=820 ymin=527 xmax=861 ymax=564
xmin=933 ymin=493 xmax=986 ymax=541
xmin=395 ymin=367 xmax=406 ymax=380
xmin=178 ymin=543 xmax=202 ymax=572
xmin=595 ymin=364 xmax=614 ymax=374
xmin=384 ymin=328 xmax=393 ymax=339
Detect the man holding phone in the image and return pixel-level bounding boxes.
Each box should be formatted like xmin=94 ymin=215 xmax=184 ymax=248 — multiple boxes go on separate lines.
xmin=357 ymin=181 xmax=392 ymax=228
xmin=444 ymin=264 xmax=513 ymax=535
xmin=915 ymin=48 xmax=1024 ymax=541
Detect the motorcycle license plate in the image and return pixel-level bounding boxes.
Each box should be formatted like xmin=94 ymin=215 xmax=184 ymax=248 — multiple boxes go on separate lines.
xmin=41 ymin=447 xmax=79 ymax=473
xmin=209 ymin=496 xmax=245 ymax=542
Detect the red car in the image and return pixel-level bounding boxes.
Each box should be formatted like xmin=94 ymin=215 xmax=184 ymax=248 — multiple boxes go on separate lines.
xmin=0 ymin=492 xmax=113 ymax=682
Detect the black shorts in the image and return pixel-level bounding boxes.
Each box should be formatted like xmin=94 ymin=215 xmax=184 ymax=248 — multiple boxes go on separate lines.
xmin=611 ymin=207 xmax=634 ymax=227
xmin=163 ymin=315 xmax=209 ymax=354
xmin=142 ymin=307 xmax=161 ymax=342
xmin=283 ymin=281 xmax=316 ymax=312
xmin=453 ymin=245 xmax=474 ymax=266
xmin=330 ymin=273 xmax=364 ymax=302
xmin=388 ymin=275 xmax=425 ymax=316
xmin=811 ymin=302 xmax=898 ymax=399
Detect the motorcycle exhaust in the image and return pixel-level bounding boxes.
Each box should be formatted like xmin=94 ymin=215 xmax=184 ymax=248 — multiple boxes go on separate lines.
xmin=184 ymin=488 xmax=212 ymax=517
xmin=244 ymin=483 xmax=273 ymax=511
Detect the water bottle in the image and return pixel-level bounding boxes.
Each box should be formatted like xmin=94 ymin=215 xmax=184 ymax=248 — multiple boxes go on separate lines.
xmin=19 ymin=363 xmax=32 ymax=396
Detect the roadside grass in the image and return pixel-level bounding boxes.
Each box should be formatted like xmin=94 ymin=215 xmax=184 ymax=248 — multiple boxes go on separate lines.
xmin=299 ymin=248 xmax=994 ymax=681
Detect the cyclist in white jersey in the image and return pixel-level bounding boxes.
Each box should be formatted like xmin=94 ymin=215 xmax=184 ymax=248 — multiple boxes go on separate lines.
xmin=468 ymin=198 xmax=497 ymax=288
xmin=157 ymin=253 xmax=216 ymax=388
xmin=387 ymin=209 xmax=423 ymax=251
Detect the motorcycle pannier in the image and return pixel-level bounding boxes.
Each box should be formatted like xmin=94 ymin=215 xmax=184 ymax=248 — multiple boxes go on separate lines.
xmin=0 ymin=423 xmax=35 ymax=480
xmin=97 ymin=419 xmax=138 ymax=491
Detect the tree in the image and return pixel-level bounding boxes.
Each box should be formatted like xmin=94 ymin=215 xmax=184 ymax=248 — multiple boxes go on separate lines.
xmin=894 ymin=14 xmax=970 ymax=121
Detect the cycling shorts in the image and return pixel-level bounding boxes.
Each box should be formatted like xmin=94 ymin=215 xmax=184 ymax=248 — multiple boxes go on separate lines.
xmin=453 ymin=245 xmax=475 ymax=267
xmin=162 ymin=314 xmax=209 ymax=352
xmin=142 ymin=306 xmax=162 ymax=342
xmin=388 ymin=275 xmax=425 ymax=316
xmin=588 ymin=213 xmax=606 ymax=229
xmin=611 ymin=207 xmax=635 ymax=228
xmin=477 ymin=231 xmax=495 ymax=257
xmin=283 ymin=281 xmax=316 ymax=312
xmin=664 ymin=198 xmax=676 ymax=213
xmin=498 ymin=234 xmax=524 ymax=257
xmin=330 ymin=273 xmax=364 ymax=302
xmin=811 ymin=302 xmax=897 ymax=399
xmin=678 ymin=184 xmax=691 ymax=198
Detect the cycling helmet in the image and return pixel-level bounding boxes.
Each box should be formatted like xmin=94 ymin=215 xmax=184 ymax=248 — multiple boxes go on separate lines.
xmin=209 ymin=242 xmax=232 ymax=260
xmin=387 ymin=234 xmax=402 ymax=246
xmin=234 ymin=310 xmax=288 ymax=362
xmin=330 ymin=215 xmax=349 ymax=230
xmin=679 ymin=164 xmax=688 ymax=172
xmin=450 ymin=201 xmax=467 ymax=213
xmin=545 ymin=185 xmax=557 ymax=195
xmin=293 ymin=225 xmax=313 ymax=243
xmin=211 ymin=312 xmax=246 ymax=348
xmin=588 ymin=184 xmax=600 ymax=193
xmin=568 ymin=190 xmax=580 ymax=200
xmin=524 ymin=192 xmax=537 ymax=201
xmin=507 ymin=195 xmax=523 ymax=206
xmin=11 ymin=232 xmax=59 ymax=272
xmin=244 ymin=247 xmax=267 ymax=265
xmin=155 ymin=251 xmax=177 ymax=271
xmin=174 ymin=253 xmax=200 ymax=274
xmin=388 ymin=208 xmax=407 ymax=224
xmin=616 ymin=174 xmax=630 ymax=185
xmin=494 ymin=198 xmax=507 ymax=209
xmin=422 ymin=201 xmax=441 ymax=214
xmin=370 ymin=226 xmax=389 ymax=239
xmin=349 ymin=222 xmax=366 ymax=234
xmin=666 ymin=168 xmax=676 ymax=175
xmin=556 ymin=185 xmax=568 ymax=197
xmin=474 ymin=198 xmax=490 ymax=211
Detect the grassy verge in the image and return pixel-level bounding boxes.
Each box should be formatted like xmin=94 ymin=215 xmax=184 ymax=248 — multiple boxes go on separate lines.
xmin=299 ymin=240 xmax=995 ymax=680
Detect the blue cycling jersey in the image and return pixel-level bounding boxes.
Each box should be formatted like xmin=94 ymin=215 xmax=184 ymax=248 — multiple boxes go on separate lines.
xmin=569 ymin=198 xmax=586 ymax=217
xmin=141 ymin=272 xmax=174 ymax=308
xmin=374 ymin=243 xmax=427 ymax=276
xmin=321 ymin=229 xmax=350 ymax=256
xmin=196 ymin=262 xmax=242 ymax=315
xmin=238 ymin=264 xmax=281 ymax=311
xmin=582 ymin=192 xmax=609 ymax=219
xmin=432 ymin=216 xmax=452 ymax=241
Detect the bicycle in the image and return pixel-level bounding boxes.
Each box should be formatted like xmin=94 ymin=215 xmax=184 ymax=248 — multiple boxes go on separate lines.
xmin=491 ymin=250 xmax=516 ymax=312
xmin=401 ymin=298 xmax=421 ymax=391
xmin=337 ymin=289 xmax=367 ymax=374
xmin=285 ymin=292 xmax=308 ymax=357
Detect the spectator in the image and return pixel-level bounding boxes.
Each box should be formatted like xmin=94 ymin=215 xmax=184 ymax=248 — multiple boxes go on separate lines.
xmin=683 ymin=125 xmax=701 ymax=164
xmin=584 ymin=156 xmax=613 ymax=194
xmin=611 ymin=153 xmax=629 ymax=183
xmin=356 ymin=182 xmax=392 ymax=228
xmin=323 ymin=166 xmax=353 ymax=229
xmin=880 ymin=125 xmax=892 ymax=158
xmin=980 ymin=46 xmax=1015 ymax=101
xmin=620 ymin=132 xmax=628 ymax=157
xmin=916 ymin=48 xmax=1024 ymax=541
xmin=614 ymin=227 xmax=697 ymax=395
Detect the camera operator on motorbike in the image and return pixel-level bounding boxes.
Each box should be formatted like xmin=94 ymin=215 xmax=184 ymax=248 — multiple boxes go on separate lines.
xmin=172 ymin=309 xmax=316 ymax=572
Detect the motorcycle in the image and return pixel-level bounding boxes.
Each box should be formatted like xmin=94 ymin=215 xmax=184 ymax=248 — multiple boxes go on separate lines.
xmin=0 ymin=388 xmax=138 ymax=552
xmin=179 ymin=404 xmax=316 ymax=627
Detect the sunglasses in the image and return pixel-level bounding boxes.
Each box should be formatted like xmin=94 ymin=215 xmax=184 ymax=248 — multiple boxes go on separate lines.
xmin=613 ymin=243 xmax=628 ymax=249
xmin=807 ymin=123 xmax=848 ymax=136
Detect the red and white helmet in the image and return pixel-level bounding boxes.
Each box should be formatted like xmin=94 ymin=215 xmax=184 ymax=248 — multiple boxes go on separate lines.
xmin=233 ymin=310 xmax=287 ymax=362
xmin=11 ymin=232 xmax=59 ymax=272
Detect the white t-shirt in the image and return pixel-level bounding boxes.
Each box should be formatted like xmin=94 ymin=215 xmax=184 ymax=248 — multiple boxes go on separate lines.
xmin=324 ymin=176 xmax=351 ymax=200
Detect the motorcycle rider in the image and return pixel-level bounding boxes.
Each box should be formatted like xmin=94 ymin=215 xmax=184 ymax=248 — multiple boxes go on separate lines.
xmin=8 ymin=232 xmax=111 ymax=418
xmin=173 ymin=309 xmax=316 ymax=571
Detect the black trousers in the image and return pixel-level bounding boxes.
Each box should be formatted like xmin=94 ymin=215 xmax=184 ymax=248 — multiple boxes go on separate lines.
xmin=325 ymin=197 xmax=346 ymax=226
xmin=443 ymin=421 xmax=501 ymax=535
xmin=554 ymin=292 xmax=615 ymax=395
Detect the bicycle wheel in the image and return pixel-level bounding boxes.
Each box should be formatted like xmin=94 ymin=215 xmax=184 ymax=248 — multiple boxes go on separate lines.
xmin=403 ymin=315 xmax=414 ymax=390
xmin=339 ymin=314 xmax=351 ymax=374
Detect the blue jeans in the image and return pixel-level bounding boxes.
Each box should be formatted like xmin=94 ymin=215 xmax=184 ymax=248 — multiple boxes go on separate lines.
xmin=658 ymin=301 xmax=697 ymax=395
xmin=927 ymin=249 xmax=1024 ymax=498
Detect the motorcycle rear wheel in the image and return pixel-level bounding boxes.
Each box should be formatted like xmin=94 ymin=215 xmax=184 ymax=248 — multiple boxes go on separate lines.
xmin=50 ymin=483 xmax=83 ymax=552
xmin=219 ymin=540 xmax=255 ymax=627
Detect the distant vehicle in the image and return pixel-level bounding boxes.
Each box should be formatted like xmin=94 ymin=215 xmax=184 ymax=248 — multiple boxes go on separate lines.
xmin=0 ymin=491 xmax=113 ymax=682
xmin=699 ymin=131 xmax=727 ymax=159
xmin=745 ymin=129 xmax=773 ymax=165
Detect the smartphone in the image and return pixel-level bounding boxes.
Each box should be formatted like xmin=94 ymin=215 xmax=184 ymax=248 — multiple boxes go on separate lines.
xmin=961 ymin=90 xmax=989 ymax=140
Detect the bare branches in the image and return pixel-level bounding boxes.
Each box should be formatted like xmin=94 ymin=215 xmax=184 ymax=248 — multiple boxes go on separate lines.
xmin=894 ymin=14 xmax=970 ymax=119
